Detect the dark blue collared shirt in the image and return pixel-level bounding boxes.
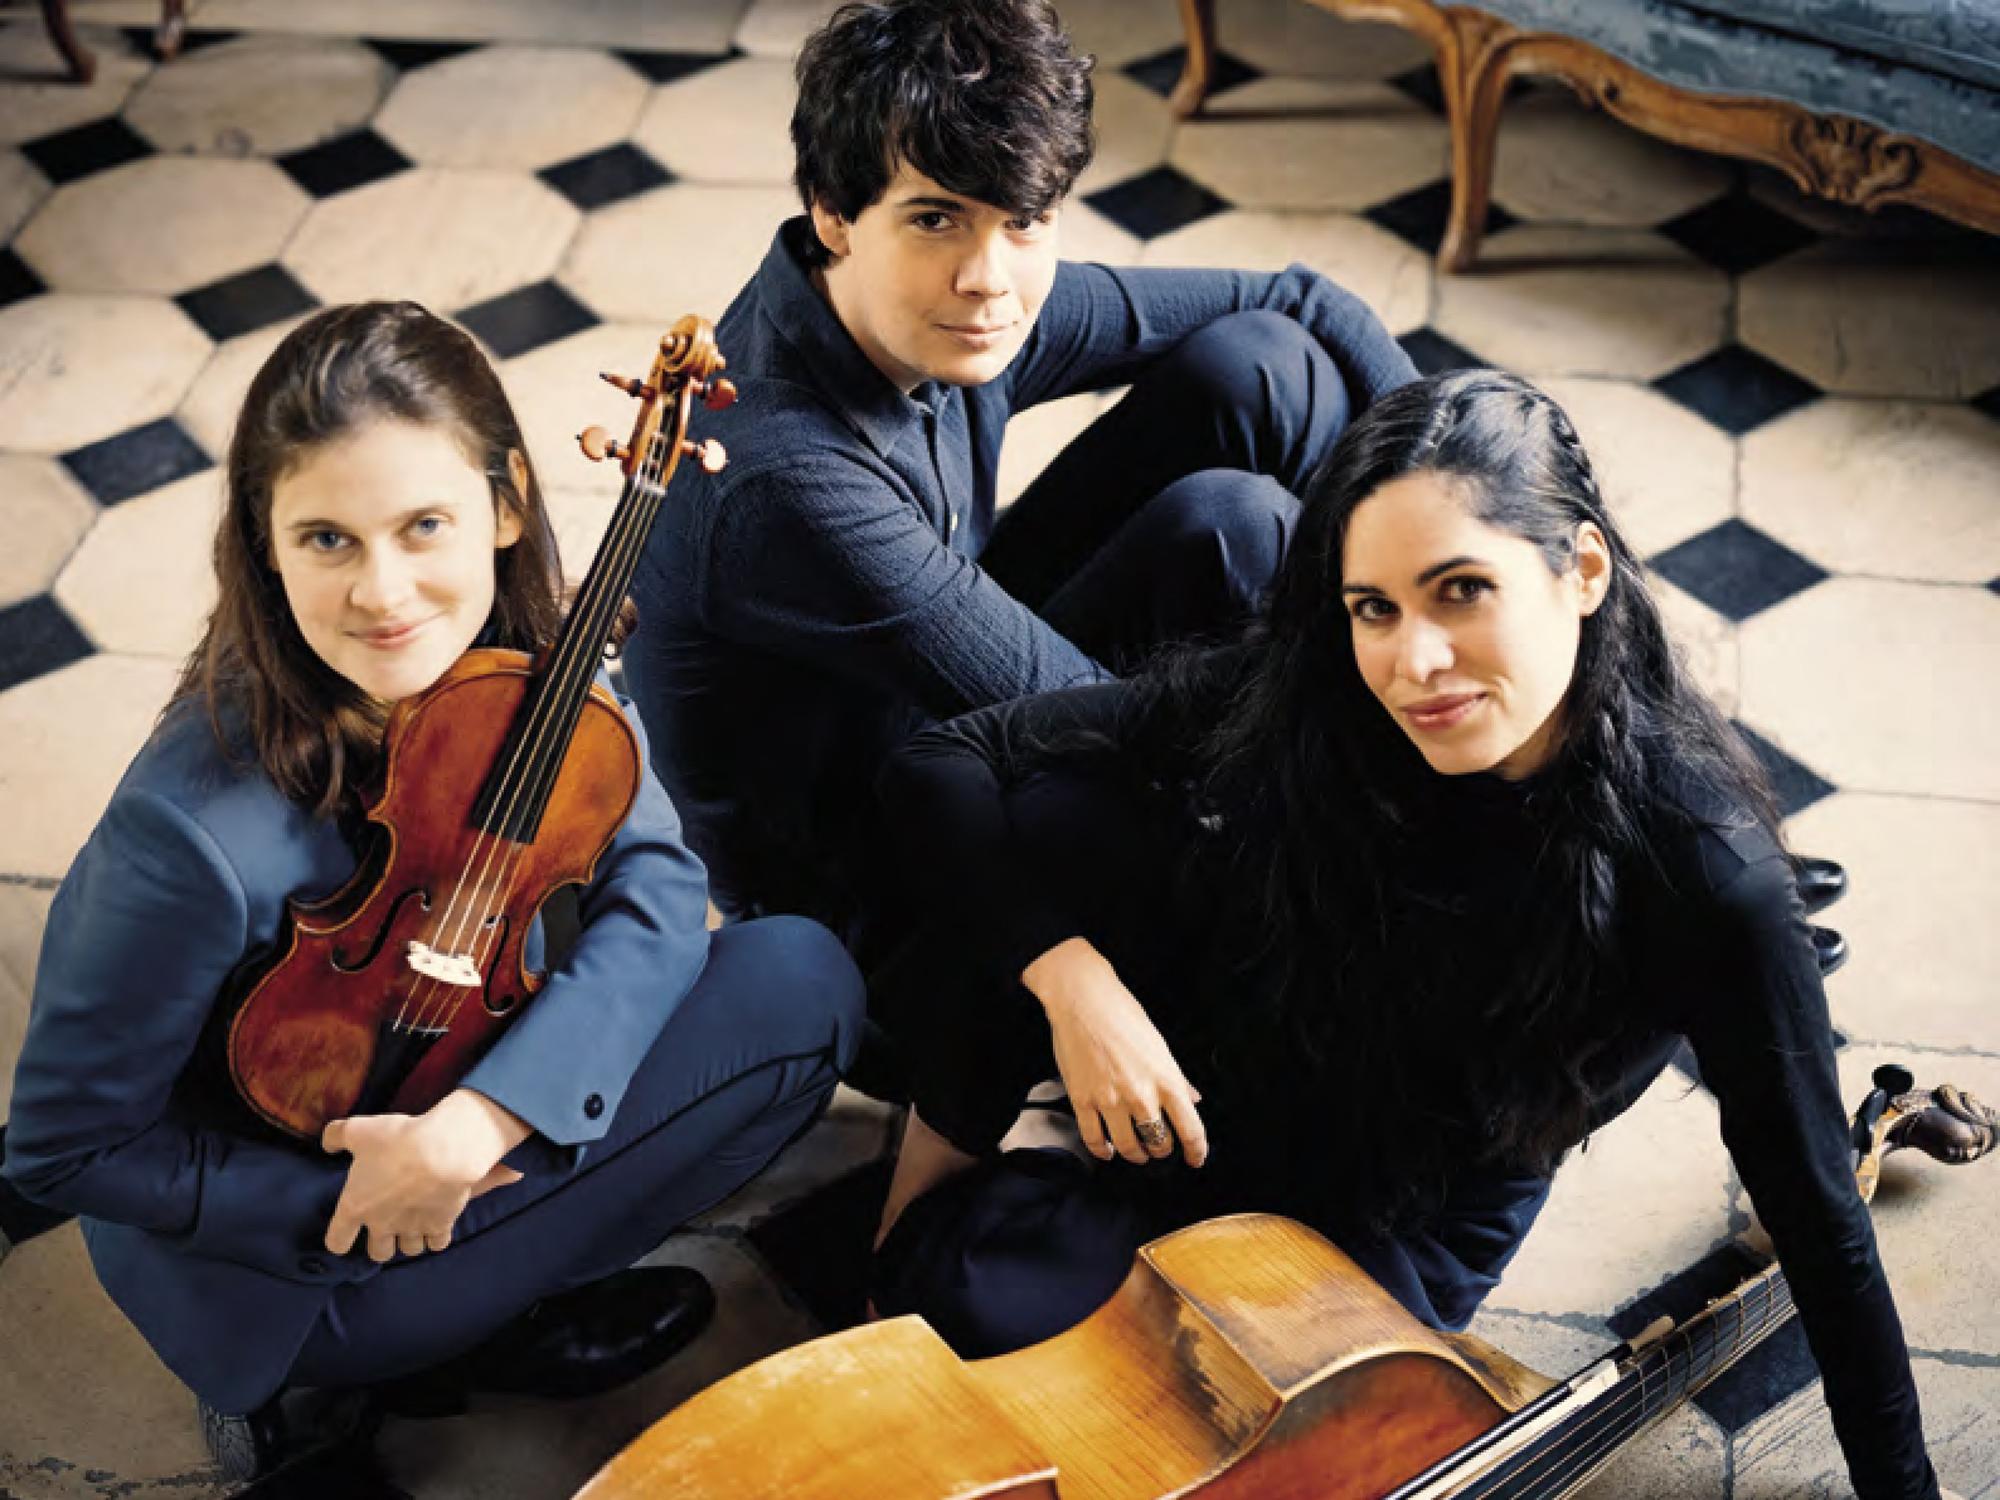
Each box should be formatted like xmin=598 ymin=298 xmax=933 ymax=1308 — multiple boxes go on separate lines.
xmin=627 ymin=216 xmax=1414 ymax=920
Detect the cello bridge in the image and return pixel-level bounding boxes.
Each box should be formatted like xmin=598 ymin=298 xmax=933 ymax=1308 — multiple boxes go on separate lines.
xmin=406 ymin=940 xmax=482 ymax=987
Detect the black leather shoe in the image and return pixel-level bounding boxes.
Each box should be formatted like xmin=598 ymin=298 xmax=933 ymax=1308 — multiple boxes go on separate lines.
xmin=1811 ymin=925 xmax=1849 ymax=978
xmin=461 ymin=1265 xmax=716 ymax=1402
xmin=1792 ymin=855 xmax=1848 ymax=916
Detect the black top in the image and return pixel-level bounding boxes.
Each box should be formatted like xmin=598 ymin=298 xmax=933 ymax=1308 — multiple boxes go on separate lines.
xmin=882 ymin=674 xmax=1938 ymax=1500
xmin=626 ymin=219 xmax=1416 ymax=922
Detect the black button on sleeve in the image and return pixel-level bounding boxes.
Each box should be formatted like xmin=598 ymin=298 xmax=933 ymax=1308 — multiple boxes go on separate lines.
xmin=299 ymin=1256 xmax=327 ymax=1276
xmin=583 ymin=1093 xmax=605 ymax=1120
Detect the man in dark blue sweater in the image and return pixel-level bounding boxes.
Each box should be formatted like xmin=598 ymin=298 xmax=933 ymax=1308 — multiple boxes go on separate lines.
xmin=623 ymin=0 xmax=1417 ymax=944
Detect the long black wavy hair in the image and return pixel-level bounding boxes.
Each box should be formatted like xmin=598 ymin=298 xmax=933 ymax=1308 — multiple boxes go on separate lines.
xmin=1140 ymin=370 xmax=1777 ymax=1230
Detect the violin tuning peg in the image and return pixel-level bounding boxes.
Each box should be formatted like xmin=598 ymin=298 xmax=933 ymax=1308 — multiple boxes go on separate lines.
xmin=681 ymin=437 xmax=727 ymax=475
xmin=700 ymin=377 xmax=738 ymax=412
xmin=577 ymin=426 xmax=630 ymax=464
xmin=599 ymin=372 xmax=652 ymax=399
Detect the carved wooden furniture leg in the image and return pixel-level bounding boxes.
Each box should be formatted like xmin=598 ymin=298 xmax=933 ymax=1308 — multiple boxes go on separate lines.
xmin=1170 ymin=0 xmax=1217 ymax=119
xmin=157 ymin=0 xmax=188 ymax=61
xmin=39 ymin=0 xmax=94 ymax=84
xmin=1435 ymin=10 xmax=1514 ymax=272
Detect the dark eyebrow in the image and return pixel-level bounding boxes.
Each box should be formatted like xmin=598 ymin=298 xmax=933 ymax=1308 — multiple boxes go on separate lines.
xmin=898 ymin=194 xmax=966 ymax=213
xmin=285 ymin=502 xmax=456 ymax=534
xmin=1340 ymin=581 xmax=1384 ymax=597
xmin=1415 ymin=555 xmax=1487 ymax=586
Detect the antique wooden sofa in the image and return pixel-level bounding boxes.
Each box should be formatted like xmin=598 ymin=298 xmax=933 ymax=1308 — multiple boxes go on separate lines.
xmin=1172 ymin=0 xmax=2000 ymax=269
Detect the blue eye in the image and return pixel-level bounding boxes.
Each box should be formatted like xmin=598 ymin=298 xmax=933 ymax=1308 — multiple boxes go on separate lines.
xmin=306 ymin=530 xmax=347 ymax=554
xmin=408 ymin=515 xmax=446 ymax=539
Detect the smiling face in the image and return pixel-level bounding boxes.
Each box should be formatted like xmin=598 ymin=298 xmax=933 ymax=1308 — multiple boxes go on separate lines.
xmin=1341 ymin=471 xmax=1609 ymax=780
xmin=267 ymin=418 xmax=522 ymax=704
xmin=810 ymin=161 xmax=1060 ymax=393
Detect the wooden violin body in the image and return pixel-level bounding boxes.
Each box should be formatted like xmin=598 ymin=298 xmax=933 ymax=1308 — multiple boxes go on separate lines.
xmin=577 ymin=1069 xmax=1995 ymax=1499
xmin=226 ymin=653 xmax=638 ymax=1136
xmin=225 ymin=313 xmax=734 ymax=1140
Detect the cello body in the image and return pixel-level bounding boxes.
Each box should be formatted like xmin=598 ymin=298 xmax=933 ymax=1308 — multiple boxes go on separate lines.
xmin=577 ymin=1214 xmax=1548 ymax=1500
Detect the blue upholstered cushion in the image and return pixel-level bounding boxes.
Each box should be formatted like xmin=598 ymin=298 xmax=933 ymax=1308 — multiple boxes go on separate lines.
xmin=1679 ymin=0 xmax=2000 ymax=91
xmin=1470 ymin=0 xmax=2000 ymax=173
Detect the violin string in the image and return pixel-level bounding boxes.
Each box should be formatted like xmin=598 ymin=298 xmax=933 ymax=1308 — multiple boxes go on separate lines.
xmin=408 ymin=421 xmax=674 ymax=1038
xmin=418 ymin=392 xmax=685 ymax=1038
xmin=430 ymin=409 xmax=680 ymax=1023
xmin=1476 ymin=1273 xmax=1782 ymax=1500
xmin=1528 ymin=1277 xmax=1790 ymax=1500
xmin=388 ymin=394 xmax=676 ymax=1043
xmin=1464 ymin=1268 xmax=1791 ymax=1499
xmin=1451 ymin=1269 xmax=1776 ymax=1499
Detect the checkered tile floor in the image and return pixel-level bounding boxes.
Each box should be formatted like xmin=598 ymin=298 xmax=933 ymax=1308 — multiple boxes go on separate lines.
xmin=1 ymin=1 xmax=1996 ymax=1495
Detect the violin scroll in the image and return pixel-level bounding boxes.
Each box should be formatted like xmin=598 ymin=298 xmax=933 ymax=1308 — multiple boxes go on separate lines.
xmin=573 ymin=314 xmax=732 ymax=480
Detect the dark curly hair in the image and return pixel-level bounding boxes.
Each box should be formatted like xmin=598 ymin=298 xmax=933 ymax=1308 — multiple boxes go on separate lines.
xmin=791 ymin=0 xmax=1095 ymax=264
xmin=1129 ymin=371 xmax=1778 ymax=1230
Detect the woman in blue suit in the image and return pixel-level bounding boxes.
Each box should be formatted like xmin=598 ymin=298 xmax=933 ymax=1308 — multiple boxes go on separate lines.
xmin=5 ymin=303 xmax=864 ymax=1453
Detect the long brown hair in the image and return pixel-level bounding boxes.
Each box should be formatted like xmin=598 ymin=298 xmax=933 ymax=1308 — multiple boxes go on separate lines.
xmin=174 ymin=301 xmax=564 ymax=819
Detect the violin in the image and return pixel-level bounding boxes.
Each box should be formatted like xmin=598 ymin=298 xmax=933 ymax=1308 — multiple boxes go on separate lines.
xmin=575 ymin=1068 xmax=1995 ymax=1499
xmin=225 ymin=316 xmax=735 ymax=1140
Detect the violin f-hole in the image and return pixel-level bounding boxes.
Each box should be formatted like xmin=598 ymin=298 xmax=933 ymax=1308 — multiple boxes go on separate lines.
xmin=329 ymin=886 xmax=432 ymax=973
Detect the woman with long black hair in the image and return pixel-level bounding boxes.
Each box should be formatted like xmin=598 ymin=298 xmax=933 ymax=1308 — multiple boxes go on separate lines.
xmin=870 ymin=370 xmax=1975 ymax=1498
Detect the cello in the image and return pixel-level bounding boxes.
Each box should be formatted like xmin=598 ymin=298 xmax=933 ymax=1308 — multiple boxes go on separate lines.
xmin=576 ymin=1067 xmax=1995 ymax=1498
xmin=224 ymin=315 xmax=733 ymax=1139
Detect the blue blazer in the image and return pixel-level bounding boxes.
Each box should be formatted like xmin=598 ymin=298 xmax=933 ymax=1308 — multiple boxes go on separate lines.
xmin=5 ymin=691 xmax=711 ymax=1413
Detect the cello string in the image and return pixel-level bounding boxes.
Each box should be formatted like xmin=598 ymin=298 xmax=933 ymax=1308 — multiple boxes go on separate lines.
xmin=422 ymin=393 xmax=687 ymax=1036
xmin=1476 ymin=1273 xmax=1783 ymax=1500
xmin=1463 ymin=1269 xmax=1790 ymax=1499
xmin=1526 ymin=1276 xmax=1792 ymax=1500
xmin=1444 ymin=1268 xmax=1774 ymax=1500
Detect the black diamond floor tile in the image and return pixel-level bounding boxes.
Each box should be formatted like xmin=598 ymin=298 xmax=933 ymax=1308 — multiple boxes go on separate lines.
xmin=175 ymin=263 xmax=319 ymax=344
xmin=0 ymin=248 xmax=44 ymax=310
xmin=616 ymin=47 xmax=736 ymax=85
xmin=744 ymin=1158 xmax=890 ymax=1332
xmin=1658 ymin=190 xmax=1819 ymax=276
xmin=1652 ymin=345 xmax=1822 ymax=437
xmin=20 ymin=116 xmax=154 ymax=187
xmin=539 ymin=143 xmax=673 ymax=212
xmin=1123 ymin=45 xmax=1260 ymax=102
xmin=1650 ymin=519 xmax=1828 ymax=623
xmin=61 ymin=418 xmax=213 ymax=508
xmin=365 ymin=38 xmax=478 ymax=71
xmin=1733 ymin=722 xmax=1838 ymax=819
xmin=1083 ymin=165 xmax=1230 ymax=241
xmin=0 ymin=596 xmax=95 ymax=695
xmin=1365 ymin=179 xmax=1515 ymax=258
xmin=456 ymin=280 xmax=600 ymax=361
xmin=1398 ymin=327 xmax=1492 ymax=376
xmin=1693 ymin=1319 xmax=1821 ymax=1432
xmin=277 ymin=129 xmax=412 ymax=199
xmin=1605 ymin=1238 xmax=1821 ymax=1433
xmin=1386 ymin=63 xmax=1443 ymax=114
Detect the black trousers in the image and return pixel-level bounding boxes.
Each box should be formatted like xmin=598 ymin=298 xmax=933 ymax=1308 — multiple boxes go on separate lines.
xmin=873 ymin=761 xmax=1551 ymax=1357
xmin=980 ymin=309 xmax=1349 ymax=671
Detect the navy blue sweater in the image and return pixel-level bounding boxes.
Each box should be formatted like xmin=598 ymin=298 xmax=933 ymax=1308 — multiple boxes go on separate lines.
xmin=626 ymin=217 xmax=1415 ymax=920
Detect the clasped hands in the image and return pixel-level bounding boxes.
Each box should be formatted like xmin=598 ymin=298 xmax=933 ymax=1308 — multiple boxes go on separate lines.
xmin=320 ymin=1088 xmax=532 ymax=1263
xmin=1024 ymin=937 xmax=1208 ymax=1169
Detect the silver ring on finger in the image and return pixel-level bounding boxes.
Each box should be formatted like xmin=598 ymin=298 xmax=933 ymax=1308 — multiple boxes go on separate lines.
xmin=1135 ymin=1116 xmax=1171 ymax=1152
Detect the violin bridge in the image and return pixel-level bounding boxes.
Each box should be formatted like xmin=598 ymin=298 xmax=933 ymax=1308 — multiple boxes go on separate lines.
xmin=405 ymin=940 xmax=482 ymax=987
